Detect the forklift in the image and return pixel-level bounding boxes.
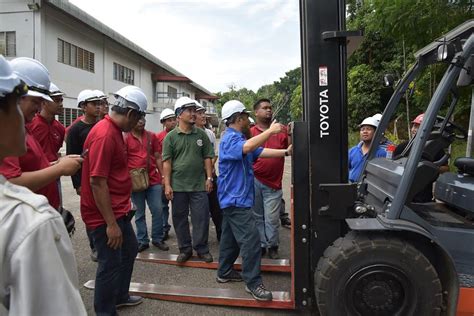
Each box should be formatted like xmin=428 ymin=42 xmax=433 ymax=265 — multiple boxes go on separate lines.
xmin=85 ymin=0 xmax=474 ymax=314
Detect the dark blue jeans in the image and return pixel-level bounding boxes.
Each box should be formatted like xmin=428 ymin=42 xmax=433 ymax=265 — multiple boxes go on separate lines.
xmin=218 ymin=206 xmax=262 ymax=290
xmin=172 ymin=191 xmax=209 ymax=254
xmin=90 ymin=216 xmax=138 ymax=316
xmin=131 ymin=184 xmax=164 ymax=245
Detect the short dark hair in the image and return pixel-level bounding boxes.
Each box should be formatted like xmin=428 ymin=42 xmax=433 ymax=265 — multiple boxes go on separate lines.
xmin=253 ymin=98 xmax=271 ymax=111
xmin=111 ymin=105 xmax=130 ymax=115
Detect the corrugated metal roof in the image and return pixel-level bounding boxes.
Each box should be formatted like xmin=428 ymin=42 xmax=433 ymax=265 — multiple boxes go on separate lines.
xmin=46 ymin=0 xmax=215 ymax=96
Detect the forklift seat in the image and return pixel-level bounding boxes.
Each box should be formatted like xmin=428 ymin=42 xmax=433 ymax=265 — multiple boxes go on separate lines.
xmin=454 ymin=157 xmax=474 ymax=176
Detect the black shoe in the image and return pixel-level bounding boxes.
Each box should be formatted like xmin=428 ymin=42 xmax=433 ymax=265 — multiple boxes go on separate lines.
xmin=162 ymin=231 xmax=169 ymax=241
xmin=268 ymin=247 xmax=279 ymax=259
xmin=198 ymin=252 xmax=213 ymax=263
xmin=152 ymin=241 xmax=169 ymax=251
xmin=245 ymin=284 xmax=273 ymax=301
xmin=90 ymin=249 xmax=98 ymax=262
xmin=137 ymin=243 xmax=149 ymax=253
xmin=216 ymin=270 xmax=243 ymax=283
xmin=281 ymin=217 xmax=291 ymax=228
xmin=116 ymin=295 xmax=143 ymax=308
xmin=176 ymin=252 xmax=192 ymax=263
xmin=261 ymin=247 xmax=267 ymax=257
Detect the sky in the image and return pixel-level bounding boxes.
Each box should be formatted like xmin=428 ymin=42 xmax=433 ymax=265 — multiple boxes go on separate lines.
xmin=69 ymin=0 xmax=301 ymax=94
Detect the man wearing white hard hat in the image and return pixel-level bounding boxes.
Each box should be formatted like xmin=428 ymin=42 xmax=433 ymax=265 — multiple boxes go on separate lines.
xmin=93 ymin=89 xmax=109 ymax=119
xmin=216 ymin=100 xmax=292 ymax=302
xmin=0 ymin=55 xmax=86 ymax=316
xmin=371 ymin=113 xmax=394 ymax=150
xmin=348 ymin=116 xmax=387 ymax=182
xmin=80 ymin=85 xmax=147 ymax=314
xmin=162 ymin=96 xmax=214 ymax=263
xmin=156 ymin=107 xmax=177 ymax=241
xmin=28 ymin=82 xmax=66 ymax=162
xmin=0 ymin=57 xmax=82 ymax=210
xmin=67 ymin=89 xmax=103 ymax=261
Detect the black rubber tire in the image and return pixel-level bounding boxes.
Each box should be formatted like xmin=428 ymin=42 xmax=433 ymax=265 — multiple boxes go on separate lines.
xmin=315 ymin=232 xmax=443 ymax=316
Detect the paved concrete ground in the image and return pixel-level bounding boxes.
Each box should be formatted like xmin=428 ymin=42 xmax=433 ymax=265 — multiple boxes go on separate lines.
xmin=64 ymin=157 xmax=305 ymax=315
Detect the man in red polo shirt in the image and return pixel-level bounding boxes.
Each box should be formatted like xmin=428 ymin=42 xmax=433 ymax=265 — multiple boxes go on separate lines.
xmin=250 ymin=98 xmax=289 ymax=259
xmin=0 ymin=57 xmax=82 ymax=210
xmin=81 ymin=85 xmax=147 ymax=314
xmin=156 ymin=108 xmax=176 ymax=240
xmin=29 ymin=82 xmax=65 ymax=162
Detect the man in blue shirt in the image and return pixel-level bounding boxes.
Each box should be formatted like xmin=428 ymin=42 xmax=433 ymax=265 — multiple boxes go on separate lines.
xmin=217 ymin=100 xmax=291 ymax=302
xmin=349 ymin=116 xmax=387 ymax=182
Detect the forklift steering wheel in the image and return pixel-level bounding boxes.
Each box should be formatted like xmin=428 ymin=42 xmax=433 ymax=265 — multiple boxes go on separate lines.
xmin=435 ymin=115 xmax=468 ymax=140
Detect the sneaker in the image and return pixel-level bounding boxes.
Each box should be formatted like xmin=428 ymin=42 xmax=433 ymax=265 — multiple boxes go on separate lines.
xmin=176 ymin=252 xmax=192 ymax=263
xmin=116 ymin=295 xmax=143 ymax=308
xmin=216 ymin=270 xmax=243 ymax=283
xmin=268 ymin=247 xmax=279 ymax=259
xmin=281 ymin=217 xmax=291 ymax=228
xmin=137 ymin=243 xmax=149 ymax=253
xmin=198 ymin=252 xmax=213 ymax=263
xmin=245 ymin=284 xmax=273 ymax=301
xmin=152 ymin=241 xmax=169 ymax=251
xmin=90 ymin=249 xmax=98 ymax=262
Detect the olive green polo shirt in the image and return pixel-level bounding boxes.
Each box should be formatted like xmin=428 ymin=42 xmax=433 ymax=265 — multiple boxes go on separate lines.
xmin=162 ymin=126 xmax=214 ymax=192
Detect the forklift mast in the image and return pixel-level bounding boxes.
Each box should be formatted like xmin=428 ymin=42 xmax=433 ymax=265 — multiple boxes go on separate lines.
xmin=293 ymin=0 xmax=359 ymax=309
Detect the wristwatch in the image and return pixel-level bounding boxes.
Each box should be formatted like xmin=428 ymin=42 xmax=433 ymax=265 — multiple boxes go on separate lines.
xmin=207 ymin=177 xmax=213 ymax=182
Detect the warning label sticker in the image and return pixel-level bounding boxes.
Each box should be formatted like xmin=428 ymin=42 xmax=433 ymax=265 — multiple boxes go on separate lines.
xmin=319 ymin=66 xmax=328 ymax=86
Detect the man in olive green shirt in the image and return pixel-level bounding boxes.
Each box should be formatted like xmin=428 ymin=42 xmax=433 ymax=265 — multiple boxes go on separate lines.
xmin=162 ymin=97 xmax=214 ymax=263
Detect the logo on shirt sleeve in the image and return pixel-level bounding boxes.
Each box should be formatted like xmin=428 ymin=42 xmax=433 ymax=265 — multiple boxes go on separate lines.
xmin=196 ymin=139 xmax=203 ymax=147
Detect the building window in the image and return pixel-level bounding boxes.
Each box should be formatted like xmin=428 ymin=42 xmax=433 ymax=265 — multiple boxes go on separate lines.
xmin=58 ymin=107 xmax=81 ymax=127
xmin=0 ymin=31 xmax=16 ymax=57
xmin=167 ymin=86 xmax=177 ymax=99
xmin=113 ymin=62 xmax=134 ymax=84
xmin=57 ymin=38 xmax=95 ymax=72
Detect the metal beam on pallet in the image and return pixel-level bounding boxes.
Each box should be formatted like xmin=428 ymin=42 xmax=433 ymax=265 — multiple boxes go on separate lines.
xmin=136 ymin=252 xmax=291 ymax=273
xmin=84 ymin=280 xmax=294 ymax=310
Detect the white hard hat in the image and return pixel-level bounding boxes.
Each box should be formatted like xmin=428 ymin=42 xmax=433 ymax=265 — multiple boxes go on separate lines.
xmin=174 ymin=96 xmax=196 ymax=113
xmin=49 ymin=82 xmax=65 ymax=97
xmin=195 ymin=100 xmax=206 ymax=112
xmin=93 ymin=89 xmax=107 ymax=99
xmin=10 ymin=57 xmax=52 ymax=102
xmin=113 ymin=85 xmax=147 ymax=113
xmin=0 ymin=55 xmax=24 ymax=98
xmin=372 ymin=113 xmax=382 ymax=123
xmin=77 ymin=89 xmax=101 ymax=107
xmin=359 ymin=116 xmax=379 ymax=129
xmin=221 ymin=100 xmax=249 ymax=121
xmin=160 ymin=108 xmax=175 ymax=122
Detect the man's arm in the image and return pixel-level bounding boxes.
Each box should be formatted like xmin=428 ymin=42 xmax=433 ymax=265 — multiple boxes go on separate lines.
xmin=8 ymin=156 xmax=82 ymax=192
xmin=259 ymin=146 xmax=291 ymax=158
xmin=90 ymin=176 xmax=122 ymax=249
xmin=243 ymin=120 xmax=281 ymax=154
xmin=155 ymin=152 xmax=164 ymax=176
xmin=163 ymin=159 xmax=173 ymax=200
xmin=204 ymin=157 xmax=213 ymax=193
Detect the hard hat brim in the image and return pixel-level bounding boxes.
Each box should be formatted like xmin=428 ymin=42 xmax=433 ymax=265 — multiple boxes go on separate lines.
xmin=26 ymin=89 xmax=53 ymax=102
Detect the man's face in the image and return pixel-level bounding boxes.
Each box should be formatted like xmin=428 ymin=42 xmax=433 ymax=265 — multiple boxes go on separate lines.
xmin=195 ymin=110 xmax=207 ymax=127
xmin=124 ymin=109 xmax=143 ymax=132
xmin=82 ymin=100 xmax=101 ymax=118
xmin=52 ymin=95 xmax=64 ymax=112
xmin=164 ymin=117 xmax=177 ymax=131
xmin=255 ymin=101 xmax=273 ymax=121
xmin=240 ymin=113 xmax=251 ymax=138
xmin=19 ymin=96 xmax=42 ymax=122
xmin=360 ymin=125 xmax=376 ymax=143
xmin=179 ymin=106 xmax=196 ymax=125
xmin=133 ymin=117 xmax=146 ymax=132
xmin=411 ymin=123 xmax=420 ymax=136
xmin=99 ymin=98 xmax=109 ymax=117
xmin=43 ymin=97 xmax=63 ymax=116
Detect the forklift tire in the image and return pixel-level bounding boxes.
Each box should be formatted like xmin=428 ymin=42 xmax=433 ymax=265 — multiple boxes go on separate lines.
xmin=315 ymin=232 xmax=443 ymax=316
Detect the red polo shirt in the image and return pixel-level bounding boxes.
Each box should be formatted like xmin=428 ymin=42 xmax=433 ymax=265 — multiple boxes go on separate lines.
xmin=250 ymin=125 xmax=288 ymax=190
xmin=0 ymin=127 xmax=60 ymax=209
xmin=156 ymin=129 xmax=169 ymax=153
xmin=125 ymin=130 xmax=162 ymax=186
xmin=29 ymin=114 xmax=65 ymax=162
xmin=80 ymin=115 xmax=132 ymax=229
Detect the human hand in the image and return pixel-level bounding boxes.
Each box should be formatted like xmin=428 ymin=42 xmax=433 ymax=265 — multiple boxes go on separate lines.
xmin=57 ymin=155 xmax=83 ymax=176
xmin=76 ymin=187 xmax=81 ymax=196
xmin=269 ymin=120 xmax=282 ymax=134
xmin=106 ymin=222 xmax=123 ymax=249
xmin=165 ymin=184 xmax=174 ymax=200
xmin=206 ymin=178 xmax=213 ymax=193
xmin=286 ymin=144 xmax=293 ymax=156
